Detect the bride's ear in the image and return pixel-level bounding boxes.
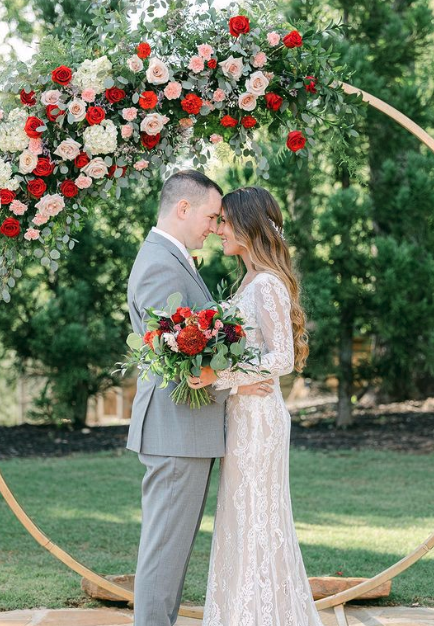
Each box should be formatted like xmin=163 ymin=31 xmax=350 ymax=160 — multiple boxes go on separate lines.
xmin=176 ymin=199 xmax=190 ymax=220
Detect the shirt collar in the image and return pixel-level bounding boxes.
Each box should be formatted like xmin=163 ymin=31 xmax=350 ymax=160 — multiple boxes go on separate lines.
xmin=151 ymin=227 xmax=190 ymax=260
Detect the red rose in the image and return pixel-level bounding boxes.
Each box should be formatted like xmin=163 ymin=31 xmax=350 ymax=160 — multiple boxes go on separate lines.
xmin=24 ymin=116 xmax=44 ymax=138
xmin=171 ymin=308 xmax=184 ymax=324
xmin=241 ymin=115 xmax=257 ymax=129
xmin=0 ymin=189 xmax=16 ymax=205
xmin=198 ymin=309 xmax=216 ymax=330
xmin=74 ymin=152 xmax=90 ymax=169
xmin=220 ymin=115 xmax=238 ymax=128
xmin=140 ymin=132 xmax=161 ymax=149
xmin=305 ymin=75 xmax=317 ymax=94
xmin=105 ymin=87 xmax=126 ymax=104
xmin=286 ymin=130 xmax=306 ymax=152
xmin=60 ymin=179 xmax=79 ymax=198
xmin=139 ymin=91 xmax=158 ymax=110
xmin=181 ymin=93 xmax=203 ymax=115
xmin=20 ymin=89 xmax=36 ymax=106
xmin=46 ymin=104 xmax=63 ymax=122
xmin=33 ymin=157 xmax=55 ymax=177
xmin=137 ymin=42 xmax=151 ymax=59
xmin=229 ymin=15 xmax=250 ymax=37
xmin=108 ymin=165 xmax=127 ymax=178
xmin=265 ymin=93 xmax=283 ymax=111
xmin=0 ymin=217 xmax=20 ymax=238
xmin=51 ymin=65 xmax=72 ymax=86
xmin=27 ymin=178 xmax=47 ymax=198
xmin=207 ymin=59 xmax=217 ymax=69
xmin=179 ymin=307 xmax=193 ymax=319
xmin=176 ymin=325 xmax=208 ymax=356
xmin=283 ymin=30 xmax=303 ymax=48
xmin=86 ymin=106 xmax=106 ymax=125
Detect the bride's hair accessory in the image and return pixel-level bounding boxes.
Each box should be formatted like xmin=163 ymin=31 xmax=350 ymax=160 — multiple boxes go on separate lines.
xmin=268 ymin=217 xmax=286 ymax=241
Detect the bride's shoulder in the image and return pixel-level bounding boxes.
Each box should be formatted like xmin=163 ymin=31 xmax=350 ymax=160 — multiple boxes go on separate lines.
xmin=254 ymin=272 xmax=290 ymax=300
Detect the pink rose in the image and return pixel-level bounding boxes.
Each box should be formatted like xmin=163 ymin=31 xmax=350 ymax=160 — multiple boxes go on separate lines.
xmin=264 ymin=71 xmax=275 ymax=81
xmin=10 ymin=200 xmax=28 ymax=215
xmin=122 ymin=107 xmax=138 ymax=122
xmin=188 ymin=56 xmax=205 ymax=74
xmin=252 ymin=52 xmax=267 ymax=68
xmin=28 ymin=138 xmax=43 ymax=155
xmin=164 ymin=82 xmax=182 ymax=100
xmin=32 ymin=213 xmax=50 ymax=225
xmin=146 ymin=58 xmax=169 ymax=84
xmin=35 ymin=193 xmax=65 ymax=217
xmin=267 ymin=31 xmax=280 ymax=46
xmin=24 ymin=227 xmax=40 ymax=241
xmin=213 ymin=88 xmax=226 ymax=102
xmin=134 ymin=159 xmax=149 ymax=171
xmin=75 ymin=174 xmax=92 ymax=189
xmin=219 ymin=55 xmax=244 ymax=81
xmin=210 ymin=134 xmax=223 ymax=144
xmin=81 ymin=88 xmax=96 ymax=103
xmin=245 ymin=70 xmax=269 ymax=96
xmin=179 ymin=118 xmax=194 ymax=129
xmin=197 ymin=44 xmax=214 ymax=60
xmin=41 ymin=89 xmax=62 ymax=105
xmin=121 ymin=124 xmax=134 ymax=139
xmin=238 ymin=92 xmax=257 ymax=111
xmin=140 ymin=113 xmax=169 ymax=135
xmin=128 ymin=54 xmax=144 ymax=73
xmin=174 ymin=324 xmax=182 ymax=332
xmin=214 ymin=319 xmax=223 ymax=330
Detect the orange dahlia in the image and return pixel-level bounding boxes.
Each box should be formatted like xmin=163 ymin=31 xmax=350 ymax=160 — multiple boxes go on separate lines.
xmin=176 ymin=325 xmax=208 ymax=355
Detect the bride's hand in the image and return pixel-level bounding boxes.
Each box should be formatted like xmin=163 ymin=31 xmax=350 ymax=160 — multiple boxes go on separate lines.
xmin=187 ymin=366 xmax=218 ymax=389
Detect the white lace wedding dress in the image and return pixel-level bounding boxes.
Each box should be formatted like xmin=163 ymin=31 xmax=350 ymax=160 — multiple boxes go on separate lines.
xmin=203 ymin=272 xmax=324 ymax=626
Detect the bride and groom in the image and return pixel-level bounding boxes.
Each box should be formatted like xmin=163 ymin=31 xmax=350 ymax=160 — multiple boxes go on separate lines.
xmin=127 ymin=169 xmax=322 ymax=626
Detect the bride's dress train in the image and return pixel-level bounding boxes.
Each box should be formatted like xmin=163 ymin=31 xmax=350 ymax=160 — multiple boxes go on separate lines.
xmin=203 ymin=272 xmax=324 ymax=626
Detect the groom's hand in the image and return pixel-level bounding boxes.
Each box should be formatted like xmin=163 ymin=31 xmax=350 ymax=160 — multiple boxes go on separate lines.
xmin=238 ymin=380 xmax=274 ymax=396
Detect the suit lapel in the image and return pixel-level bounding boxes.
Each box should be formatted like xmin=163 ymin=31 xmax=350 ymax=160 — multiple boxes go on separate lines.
xmin=146 ymin=231 xmax=212 ymax=301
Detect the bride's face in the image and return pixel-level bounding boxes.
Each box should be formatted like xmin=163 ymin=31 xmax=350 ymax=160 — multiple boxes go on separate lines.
xmin=217 ymin=209 xmax=245 ymax=256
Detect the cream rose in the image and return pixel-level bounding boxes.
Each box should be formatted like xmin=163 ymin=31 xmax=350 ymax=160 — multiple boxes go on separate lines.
xmin=146 ymin=58 xmax=170 ymax=85
xmin=219 ymin=55 xmax=244 ymax=81
xmin=68 ymin=99 xmax=86 ymax=122
xmin=41 ymin=90 xmax=62 ymax=105
xmin=140 ymin=113 xmax=169 ymax=135
xmin=75 ymin=174 xmax=92 ymax=189
xmin=245 ymin=71 xmax=269 ymax=96
xmin=24 ymin=228 xmax=40 ymax=241
xmin=35 ymin=194 xmax=65 ymax=217
xmin=238 ymin=92 xmax=257 ymax=111
xmin=10 ymin=200 xmax=28 ymax=215
xmin=54 ymin=138 xmax=81 ymax=160
xmin=18 ymin=150 xmax=38 ymax=174
xmin=127 ymin=54 xmax=144 ymax=73
xmin=82 ymin=157 xmax=109 ymax=179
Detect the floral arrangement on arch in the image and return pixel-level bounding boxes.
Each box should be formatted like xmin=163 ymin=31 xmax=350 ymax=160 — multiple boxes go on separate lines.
xmin=0 ymin=0 xmax=360 ymax=301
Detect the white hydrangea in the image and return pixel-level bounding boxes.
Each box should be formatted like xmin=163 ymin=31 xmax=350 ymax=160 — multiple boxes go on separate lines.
xmin=72 ymin=56 xmax=113 ymax=94
xmin=162 ymin=333 xmax=179 ymax=353
xmin=0 ymin=156 xmax=20 ymax=191
xmin=0 ymin=108 xmax=29 ymax=153
xmin=82 ymin=119 xmax=118 ymax=155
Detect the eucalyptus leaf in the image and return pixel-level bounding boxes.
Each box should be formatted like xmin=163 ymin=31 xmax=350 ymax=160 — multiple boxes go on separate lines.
xmin=167 ymin=292 xmax=183 ymax=314
xmin=127 ymin=333 xmax=143 ymax=350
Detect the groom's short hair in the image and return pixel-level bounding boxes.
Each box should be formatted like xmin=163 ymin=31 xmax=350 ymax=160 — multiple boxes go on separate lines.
xmin=159 ymin=170 xmax=223 ymax=216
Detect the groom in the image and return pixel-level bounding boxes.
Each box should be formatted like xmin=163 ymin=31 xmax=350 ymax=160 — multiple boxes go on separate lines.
xmin=127 ymin=170 xmax=271 ymax=626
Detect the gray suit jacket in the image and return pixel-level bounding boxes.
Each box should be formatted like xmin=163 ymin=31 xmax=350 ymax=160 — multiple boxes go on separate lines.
xmin=126 ymin=230 xmax=227 ymax=458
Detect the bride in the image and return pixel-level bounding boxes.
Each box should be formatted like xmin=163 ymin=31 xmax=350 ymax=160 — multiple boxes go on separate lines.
xmin=188 ymin=186 xmax=323 ymax=626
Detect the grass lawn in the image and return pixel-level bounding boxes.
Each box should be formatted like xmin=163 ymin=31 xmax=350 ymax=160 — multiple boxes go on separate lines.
xmin=0 ymin=448 xmax=433 ymax=611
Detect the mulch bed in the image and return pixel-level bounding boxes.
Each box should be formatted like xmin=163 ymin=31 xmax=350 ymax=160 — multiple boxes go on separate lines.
xmin=0 ymin=404 xmax=433 ymax=459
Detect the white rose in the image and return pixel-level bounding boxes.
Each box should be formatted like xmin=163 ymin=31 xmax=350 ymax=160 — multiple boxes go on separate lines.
xmin=19 ymin=150 xmax=38 ymax=174
xmin=146 ymin=58 xmax=170 ymax=85
xmin=35 ymin=193 xmax=65 ymax=217
xmin=54 ymin=138 xmax=82 ymax=160
xmin=68 ymin=99 xmax=87 ymax=122
xmin=245 ymin=71 xmax=269 ymax=96
xmin=127 ymin=54 xmax=144 ymax=73
xmin=140 ymin=113 xmax=169 ymax=135
xmin=238 ymin=93 xmax=257 ymax=111
xmin=219 ymin=55 xmax=244 ymax=81
xmin=41 ymin=90 xmax=62 ymax=105
xmin=82 ymin=157 xmax=108 ymax=179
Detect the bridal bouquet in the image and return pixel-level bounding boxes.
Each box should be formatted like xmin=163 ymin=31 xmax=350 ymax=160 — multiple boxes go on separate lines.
xmin=116 ymin=292 xmax=262 ymax=409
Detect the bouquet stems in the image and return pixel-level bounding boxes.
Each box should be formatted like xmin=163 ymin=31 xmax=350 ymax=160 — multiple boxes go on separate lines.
xmin=170 ymin=378 xmax=212 ymax=409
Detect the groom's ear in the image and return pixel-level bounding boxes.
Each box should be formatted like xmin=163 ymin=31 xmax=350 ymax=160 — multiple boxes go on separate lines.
xmin=176 ymin=199 xmax=191 ymax=220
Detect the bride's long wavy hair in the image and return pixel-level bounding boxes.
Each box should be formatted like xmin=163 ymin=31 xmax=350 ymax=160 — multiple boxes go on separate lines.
xmin=222 ymin=186 xmax=309 ymax=373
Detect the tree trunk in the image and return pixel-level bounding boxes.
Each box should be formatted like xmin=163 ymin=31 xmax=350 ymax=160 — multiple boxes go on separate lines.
xmin=71 ymin=380 xmax=89 ymax=429
xmin=336 ymin=319 xmax=354 ymax=427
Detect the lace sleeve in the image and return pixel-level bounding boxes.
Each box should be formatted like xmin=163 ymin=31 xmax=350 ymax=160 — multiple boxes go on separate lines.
xmin=213 ymin=274 xmax=294 ymax=390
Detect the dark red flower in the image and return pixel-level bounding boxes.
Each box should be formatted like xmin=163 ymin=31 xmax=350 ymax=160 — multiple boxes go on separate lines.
xmin=220 ymin=115 xmax=238 ymax=128
xmin=86 ymin=106 xmax=106 ymax=125
xmin=27 ymin=178 xmax=47 ymax=198
xmin=229 ymin=15 xmax=250 ymax=37
xmin=0 ymin=189 xmax=16 ymax=205
xmin=33 ymin=157 xmax=55 ymax=177
xmin=139 ymin=91 xmax=158 ymax=110
xmin=241 ymin=115 xmax=257 ymax=129
xmin=207 ymin=59 xmax=217 ymax=69
xmin=51 ymin=65 xmax=72 ymax=86
xmin=223 ymin=324 xmax=238 ymax=343
xmin=105 ymin=86 xmax=126 ymax=103
xmin=283 ymin=30 xmax=303 ymax=48
xmin=265 ymin=93 xmax=283 ymax=111
xmin=0 ymin=217 xmax=20 ymax=238
xmin=305 ymin=75 xmax=317 ymax=94
xmin=74 ymin=152 xmax=90 ymax=169
xmin=286 ymin=130 xmax=306 ymax=152
xmin=60 ymin=179 xmax=79 ymax=198
xmin=46 ymin=104 xmax=63 ymax=122
xmin=24 ymin=116 xmax=44 ymax=138
xmin=20 ymin=89 xmax=36 ymax=106
xmin=181 ymin=93 xmax=203 ymax=115
xmin=137 ymin=42 xmax=151 ymax=59
xmin=176 ymin=325 xmax=207 ymax=355
xmin=140 ymin=132 xmax=161 ymax=149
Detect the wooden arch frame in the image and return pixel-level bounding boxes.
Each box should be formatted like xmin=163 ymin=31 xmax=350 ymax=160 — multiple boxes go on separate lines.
xmin=1 ymin=82 xmax=433 ymax=623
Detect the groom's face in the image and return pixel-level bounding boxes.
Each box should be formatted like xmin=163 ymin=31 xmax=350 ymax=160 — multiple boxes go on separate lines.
xmin=184 ymin=188 xmax=222 ymax=249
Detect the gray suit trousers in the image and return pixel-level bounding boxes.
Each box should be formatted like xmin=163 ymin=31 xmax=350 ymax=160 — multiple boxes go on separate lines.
xmin=134 ymin=454 xmax=215 ymax=626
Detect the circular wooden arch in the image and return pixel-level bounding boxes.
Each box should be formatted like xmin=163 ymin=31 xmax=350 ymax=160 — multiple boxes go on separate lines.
xmin=1 ymin=83 xmax=433 ymax=622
